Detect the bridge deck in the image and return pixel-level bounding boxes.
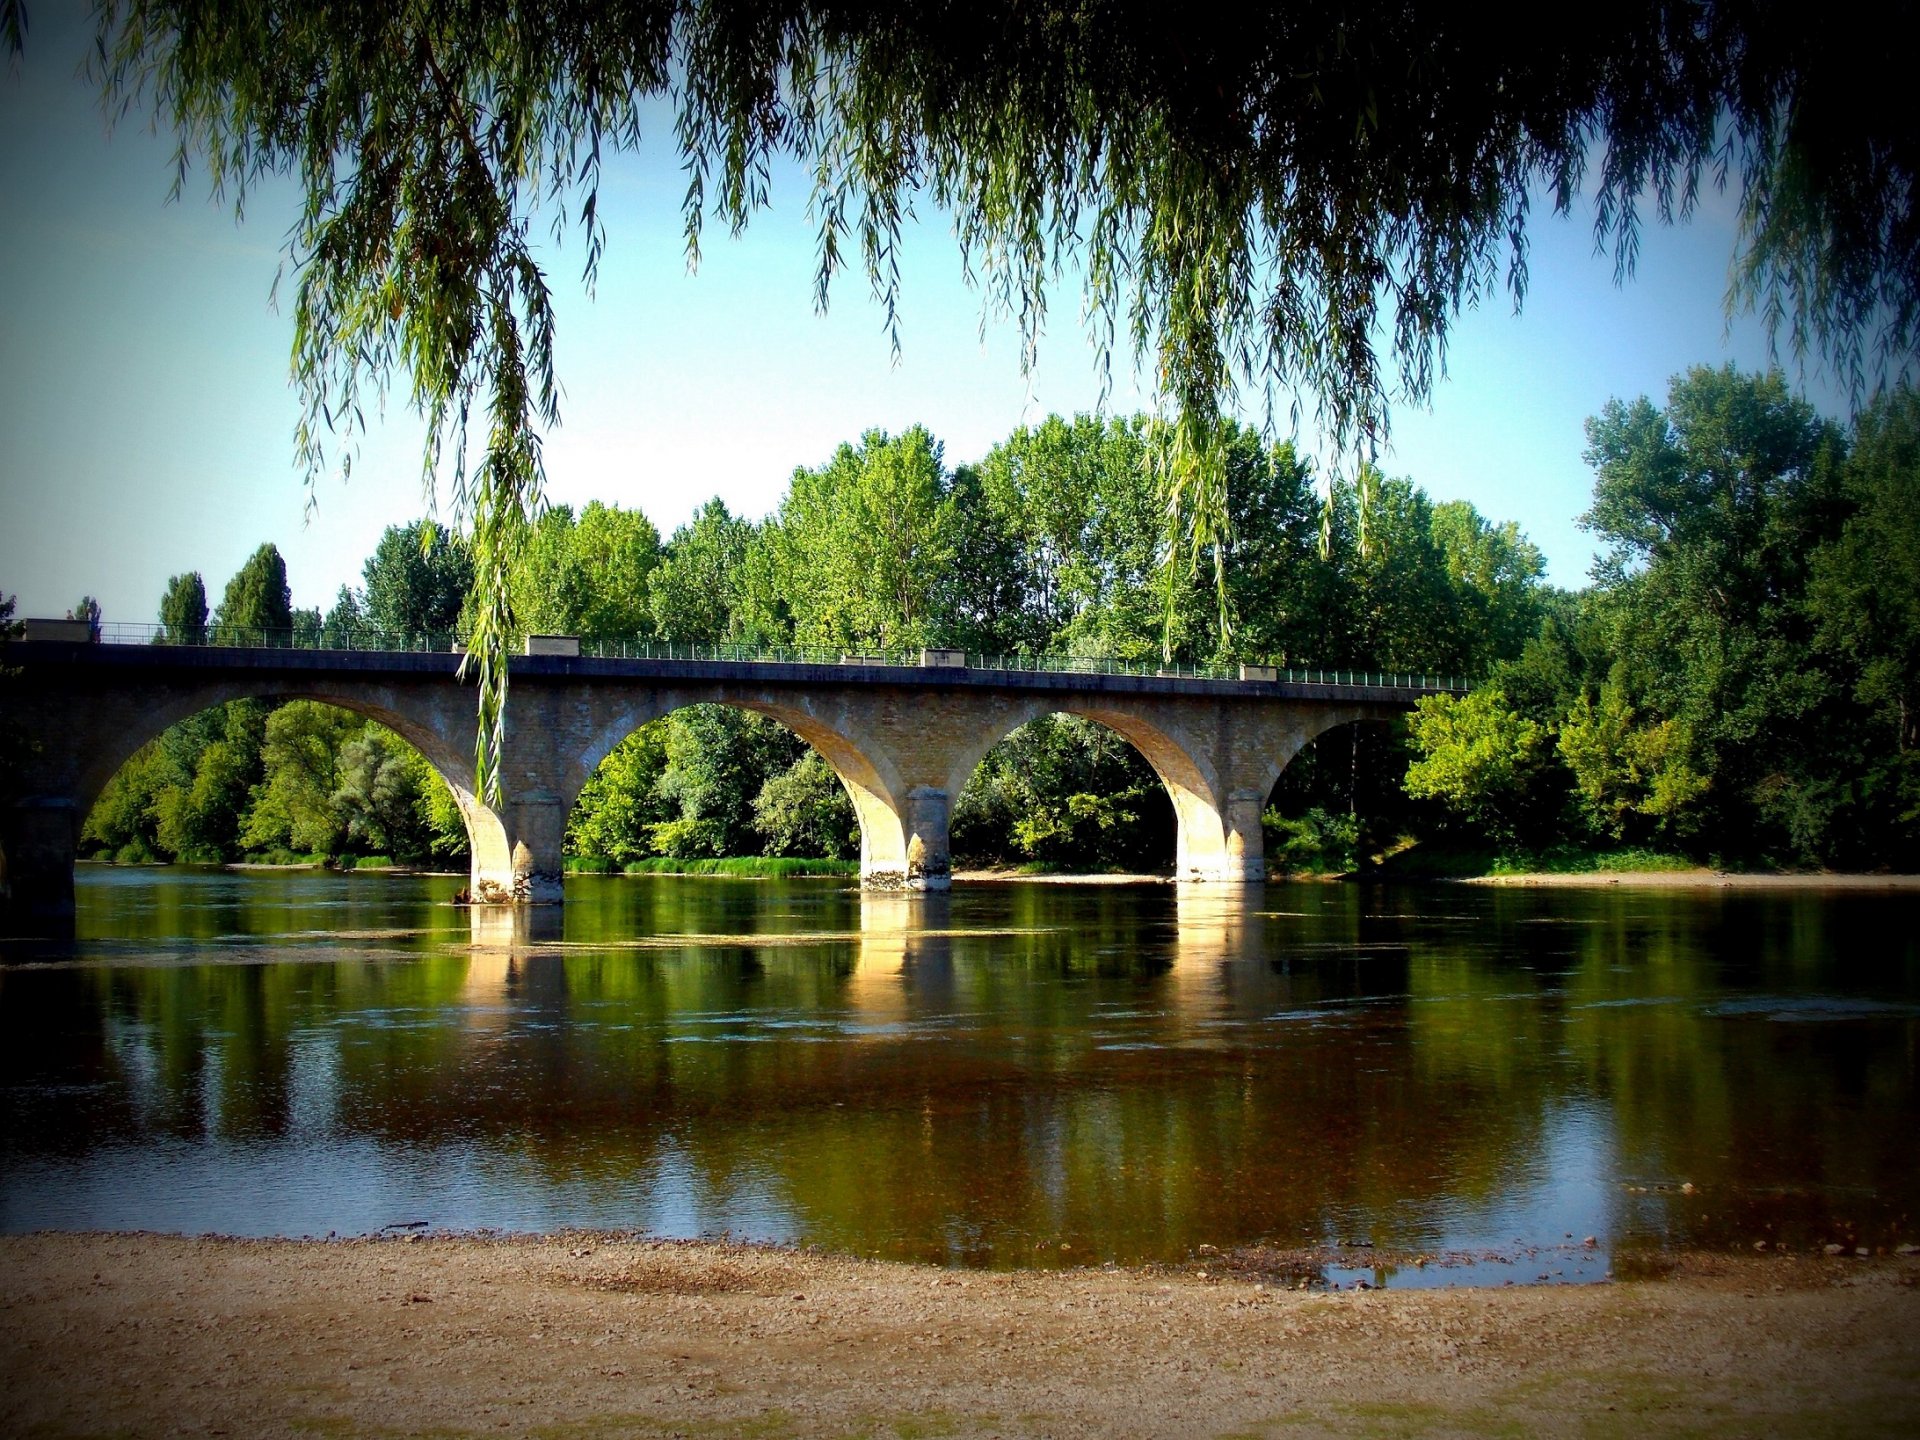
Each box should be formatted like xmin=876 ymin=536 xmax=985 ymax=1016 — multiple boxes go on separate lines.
xmin=11 ymin=637 xmax=1462 ymax=705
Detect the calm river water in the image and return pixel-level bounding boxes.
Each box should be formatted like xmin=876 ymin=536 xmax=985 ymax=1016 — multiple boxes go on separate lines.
xmin=3 ymin=868 xmax=1917 ymax=1278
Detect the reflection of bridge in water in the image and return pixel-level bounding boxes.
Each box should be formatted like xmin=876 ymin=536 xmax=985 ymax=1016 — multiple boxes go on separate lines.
xmin=461 ymin=886 xmax=1267 ymax=1031
xmin=5 ymin=636 xmax=1457 ymax=920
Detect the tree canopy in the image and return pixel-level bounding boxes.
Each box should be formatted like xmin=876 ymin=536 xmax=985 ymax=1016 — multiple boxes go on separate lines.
xmin=361 ymin=522 xmax=473 ymax=638
xmin=1403 ymin=368 xmax=1920 ymax=867
xmin=158 ymin=571 xmax=208 ymax=646
xmin=13 ymin=0 xmax=1915 ymax=794
xmin=215 ymin=544 xmax=293 ymax=635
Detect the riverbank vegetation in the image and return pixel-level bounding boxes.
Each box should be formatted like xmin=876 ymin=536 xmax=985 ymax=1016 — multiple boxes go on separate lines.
xmin=62 ymin=368 xmax=1920 ymax=877
xmin=563 ymin=856 xmax=858 ymax=878
xmin=1403 ymin=369 xmax=1920 ymax=873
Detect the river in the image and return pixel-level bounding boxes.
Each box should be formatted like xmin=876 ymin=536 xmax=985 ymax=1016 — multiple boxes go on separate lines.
xmin=3 ymin=867 xmax=1916 ymax=1280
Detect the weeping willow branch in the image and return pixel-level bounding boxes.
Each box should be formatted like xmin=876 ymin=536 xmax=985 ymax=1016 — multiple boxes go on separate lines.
xmin=47 ymin=1 xmax=1919 ymax=801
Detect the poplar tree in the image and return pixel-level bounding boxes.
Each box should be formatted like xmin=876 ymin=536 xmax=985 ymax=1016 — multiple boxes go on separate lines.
xmin=216 ymin=544 xmax=293 ymax=637
xmin=158 ymin=572 xmax=209 ymax=646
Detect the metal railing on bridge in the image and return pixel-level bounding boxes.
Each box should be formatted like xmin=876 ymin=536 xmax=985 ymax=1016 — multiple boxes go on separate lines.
xmin=53 ymin=621 xmax=1470 ymax=695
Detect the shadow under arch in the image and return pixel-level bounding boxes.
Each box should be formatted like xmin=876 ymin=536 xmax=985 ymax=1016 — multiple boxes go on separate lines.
xmin=1259 ymin=712 xmax=1411 ymax=876
xmin=564 ymin=695 xmax=910 ymax=882
xmin=72 ymin=685 xmax=509 ymax=885
xmin=942 ymin=700 xmax=1203 ymax=876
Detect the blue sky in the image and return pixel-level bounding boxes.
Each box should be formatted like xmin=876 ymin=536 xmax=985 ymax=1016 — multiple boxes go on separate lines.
xmin=0 ymin=5 xmax=1846 ymax=626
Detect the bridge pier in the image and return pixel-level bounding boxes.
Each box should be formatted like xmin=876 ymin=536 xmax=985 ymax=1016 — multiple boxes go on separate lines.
xmin=460 ymin=691 xmax=578 ymax=904
xmin=1218 ymin=787 xmax=1272 ymax=882
xmin=1166 ymin=789 xmax=1269 ymax=882
xmin=0 ymin=797 xmax=82 ymax=924
xmin=900 ymin=785 xmax=955 ymax=891
xmin=850 ymin=785 xmax=951 ymax=891
xmin=488 ymin=791 xmax=567 ymax=904
xmin=450 ymin=789 xmax=567 ymax=905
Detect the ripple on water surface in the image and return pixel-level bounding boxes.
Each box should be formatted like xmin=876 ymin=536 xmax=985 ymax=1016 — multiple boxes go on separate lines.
xmin=2 ymin=868 xmax=1917 ymax=1282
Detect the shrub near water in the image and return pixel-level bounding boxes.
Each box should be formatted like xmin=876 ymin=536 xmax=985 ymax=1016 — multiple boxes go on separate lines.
xmin=1373 ymin=843 xmax=1697 ymax=879
xmin=241 ymin=847 xmax=326 ymax=867
xmin=619 ymin=857 xmax=856 ymax=878
xmin=1487 ymin=846 xmax=1697 ymax=875
xmin=566 ymin=854 xmax=856 ymax=878
xmin=1263 ymin=806 xmax=1361 ymax=875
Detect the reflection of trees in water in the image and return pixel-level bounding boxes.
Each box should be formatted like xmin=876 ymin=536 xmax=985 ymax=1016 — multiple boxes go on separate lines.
xmin=10 ymin=883 xmax=1917 ymax=1258
xmin=1558 ymin=893 xmax=1920 ymax=1250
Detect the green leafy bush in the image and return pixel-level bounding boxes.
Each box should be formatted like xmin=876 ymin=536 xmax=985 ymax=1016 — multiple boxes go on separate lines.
xmin=1263 ymin=806 xmax=1361 ymax=875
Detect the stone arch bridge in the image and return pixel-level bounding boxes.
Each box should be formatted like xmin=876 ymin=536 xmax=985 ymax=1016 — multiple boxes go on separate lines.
xmin=2 ymin=639 xmax=1456 ymax=919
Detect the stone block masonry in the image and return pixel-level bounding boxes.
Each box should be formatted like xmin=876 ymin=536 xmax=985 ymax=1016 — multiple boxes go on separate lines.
xmin=3 ymin=643 xmax=1427 ymax=920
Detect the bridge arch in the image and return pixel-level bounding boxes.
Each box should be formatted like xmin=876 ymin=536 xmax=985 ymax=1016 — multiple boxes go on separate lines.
xmin=1256 ymin=710 xmax=1410 ymax=877
xmin=71 ymin=681 xmax=479 ymax=823
xmin=945 ymin=709 xmax=1177 ymax=874
xmin=1240 ymin=707 xmax=1405 ymax=810
xmin=9 ymin=677 xmax=513 ymax=916
xmin=566 ymin=691 xmax=921 ymax=886
xmin=938 ymin=698 xmax=1235 ymax=881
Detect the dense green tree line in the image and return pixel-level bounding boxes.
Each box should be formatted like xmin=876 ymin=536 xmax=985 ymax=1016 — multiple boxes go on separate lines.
xmin=1404 ymin=368 xmax=1920 ymax=870
xmin=75 ymin=412 xmax=1540 ymax=872
xmin=609 ymin=415 xmax=1539 ymax=671
xmin=67 ymin=377 xmax=1913 ymax=874
xmin=545 ymin=414 xmax=1542 ymax=872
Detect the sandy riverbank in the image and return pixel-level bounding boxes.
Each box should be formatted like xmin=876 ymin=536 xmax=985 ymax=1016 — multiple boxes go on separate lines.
xmin=954 ymin=866 xmax=1920 ymax=891
xmin=1460 ymin=869 xmax=1920 ymax=890
xmin=3 ymin=1234 xmax=1915 ymax=1438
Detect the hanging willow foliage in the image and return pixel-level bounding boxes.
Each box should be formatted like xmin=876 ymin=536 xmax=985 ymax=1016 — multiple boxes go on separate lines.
xmin=15 ymin=0 xmax=1914 ymax=799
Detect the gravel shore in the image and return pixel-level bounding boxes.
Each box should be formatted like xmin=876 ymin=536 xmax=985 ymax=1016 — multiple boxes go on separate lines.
xmin=3 ymin=1233 xmax=1916 ymax=1437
